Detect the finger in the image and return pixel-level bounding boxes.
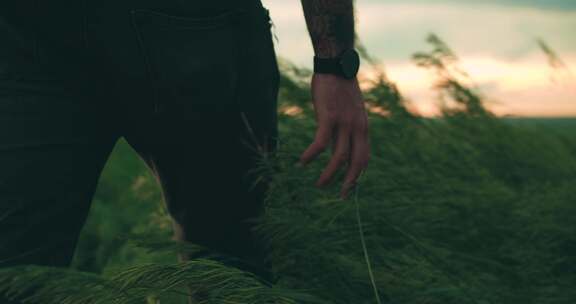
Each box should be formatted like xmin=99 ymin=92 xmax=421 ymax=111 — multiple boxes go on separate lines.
xmin=341 ymin=125 xmax=370 ymax=199
xmin=316 ymin=128 xmax=351 ymax=187
xmin=331 ymin=132 xmax=338 ymax=153
xmin=299 ymin=120 xmax=335 ymax=165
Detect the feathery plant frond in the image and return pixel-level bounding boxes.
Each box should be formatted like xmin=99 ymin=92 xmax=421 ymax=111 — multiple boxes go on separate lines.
xmin=110 ymin=260 xmax=316 ymax=304
xmin=536 ymin=37 xmax=575 ymax=87
xmin=357 ymin=39 xmax=416 ymax=120
xmin=413 ymin=33 xmax=490 ymax=117
xmin=536 ymin=38 xmax=570 ymax=71
xmin=0 ymin=260 xmax=322 ymax=304
xmin=0 ymin=265 xmax=118 ymax=304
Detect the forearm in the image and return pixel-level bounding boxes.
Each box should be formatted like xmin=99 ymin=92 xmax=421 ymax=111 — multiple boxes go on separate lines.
xmin=301 ymin=0 xmax=356 ymax=59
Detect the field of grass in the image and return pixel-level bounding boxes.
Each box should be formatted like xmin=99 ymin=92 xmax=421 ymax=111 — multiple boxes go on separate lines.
xmin=1 ymin=36 xmax=575 ymax=304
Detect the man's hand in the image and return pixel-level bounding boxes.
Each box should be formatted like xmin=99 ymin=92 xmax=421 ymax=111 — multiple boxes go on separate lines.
xmin=299 ymin=74 xmax=370 ymax=199
xmin=299 ymin=0 xmax=369 ymax=198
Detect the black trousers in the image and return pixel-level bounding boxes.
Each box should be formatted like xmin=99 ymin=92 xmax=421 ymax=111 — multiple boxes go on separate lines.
xmin=0 ymin=4 xmax=279 ymax=302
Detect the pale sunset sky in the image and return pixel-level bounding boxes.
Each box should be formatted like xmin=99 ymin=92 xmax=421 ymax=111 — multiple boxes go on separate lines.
xmin=261 ymin=0 xmax=576 ymax=117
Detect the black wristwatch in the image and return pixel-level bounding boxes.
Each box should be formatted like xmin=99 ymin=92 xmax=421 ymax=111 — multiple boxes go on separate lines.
xmin=313 ymin=49 xmax=360 ymax=79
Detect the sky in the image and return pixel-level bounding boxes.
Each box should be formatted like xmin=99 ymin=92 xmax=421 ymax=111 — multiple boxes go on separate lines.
xmin=261 ymin=0 xmax=576 ymax=117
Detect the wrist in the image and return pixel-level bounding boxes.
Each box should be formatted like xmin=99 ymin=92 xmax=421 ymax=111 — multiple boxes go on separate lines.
xmin=313 ymin=73 xmax=357 ymax=83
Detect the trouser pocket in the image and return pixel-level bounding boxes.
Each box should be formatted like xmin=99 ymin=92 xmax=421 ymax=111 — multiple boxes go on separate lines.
xmin=130 ymin=9 xmax=245 ymax=113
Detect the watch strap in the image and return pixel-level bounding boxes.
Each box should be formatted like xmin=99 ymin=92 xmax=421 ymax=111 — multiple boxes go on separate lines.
xmin=314 ymin=56 xmax=343 ymax=76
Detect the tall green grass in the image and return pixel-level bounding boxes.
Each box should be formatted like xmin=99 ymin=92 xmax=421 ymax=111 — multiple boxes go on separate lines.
xmin=1 ymin=35 xmax=575 ymax=304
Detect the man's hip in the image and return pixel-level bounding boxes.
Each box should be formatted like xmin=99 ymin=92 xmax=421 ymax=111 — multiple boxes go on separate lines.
xmin=0 ymin=2 xmax=275 ymax=108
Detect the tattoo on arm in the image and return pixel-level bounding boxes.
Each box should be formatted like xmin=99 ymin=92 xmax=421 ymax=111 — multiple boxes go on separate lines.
xmin=301 ymin=0 xmax=355 ymax=58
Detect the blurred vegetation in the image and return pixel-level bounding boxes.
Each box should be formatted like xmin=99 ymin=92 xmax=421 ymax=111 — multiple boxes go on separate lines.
xmin=1 ymin=35 xmax=575 ymax=304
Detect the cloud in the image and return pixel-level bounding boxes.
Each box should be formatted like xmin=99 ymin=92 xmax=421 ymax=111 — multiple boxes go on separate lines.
xmin=356 ymin=3 xmax=576 ymax=62
xmin=264 ymin=1 xmax=576 ymax=64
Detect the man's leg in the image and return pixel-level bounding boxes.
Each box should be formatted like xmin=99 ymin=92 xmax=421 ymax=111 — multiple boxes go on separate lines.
xmin=123 ymin=7 xmax=279 ymax=299
xmin=0 ymin=95 xmax=118 ymax=303
xmin=125 ymin=109 xmax=277 ymax=271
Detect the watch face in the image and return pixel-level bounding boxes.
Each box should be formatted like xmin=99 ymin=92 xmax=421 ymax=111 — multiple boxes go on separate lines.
xmin=340 ymin=49 xmax=360 ymax=79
